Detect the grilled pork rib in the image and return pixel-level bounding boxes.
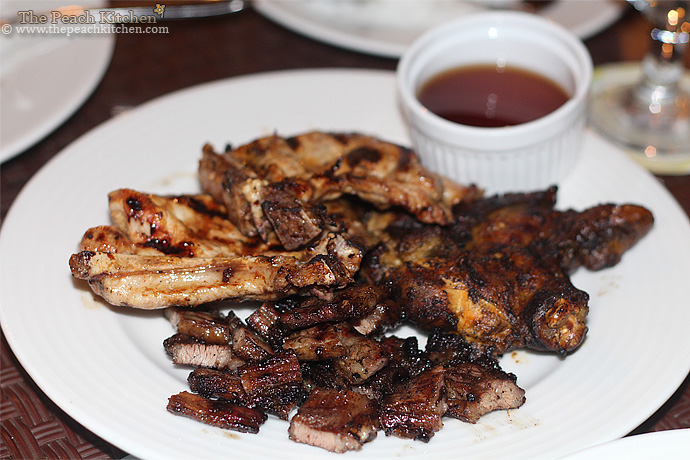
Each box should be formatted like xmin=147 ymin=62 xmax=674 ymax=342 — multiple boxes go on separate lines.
xmin=199 ymin=131 xmax=481 ymax=249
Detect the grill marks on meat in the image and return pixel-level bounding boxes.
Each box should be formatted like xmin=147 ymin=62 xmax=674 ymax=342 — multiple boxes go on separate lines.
xmin=69 ymin=189 xmax=364 ymax=309
xmin=199 ymin=131 xmax=481 ymax=249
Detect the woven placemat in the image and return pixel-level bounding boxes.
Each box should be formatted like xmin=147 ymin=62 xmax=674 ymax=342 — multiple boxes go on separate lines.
xmin=0 ymin=332 xmax=127 ymax=460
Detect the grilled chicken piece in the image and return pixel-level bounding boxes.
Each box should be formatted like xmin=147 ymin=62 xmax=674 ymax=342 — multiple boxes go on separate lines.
xmin=379 ymin=365 xmax=447 ymax=442
xmin=69 ymin=189 xmax=364 ymax=309
xmin=163 ymin=333 xmax=245 ymax=370
xmin=388 ymin=247 xmax=589 ymax=354
xmin=365 ymin=187 xmax=653 ymax=355
xmin=288 ymin=388 xmax=379 ymax=453
xmin=167 ymin=391 xmax=267 ymax=434
xmin=456 ymin=186 xmax=655 ymax=273
xmin=199 ymin=131 xmax=481 ymax=249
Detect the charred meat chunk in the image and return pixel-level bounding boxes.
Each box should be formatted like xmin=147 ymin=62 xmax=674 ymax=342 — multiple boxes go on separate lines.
xmin=167 ymin=391 xmax=266 ymax=434
xmin=187 ymin=368 xmax=246 ymax=402
xmin=277 ymin=283 xmax=390 ymax=331
xmin=240 ymin=351 xmax=304 ymax=419
xmin=163 ymin=333 xmax=245 ymax=371
xmin=443 ymin=362 xmax=525 ymax=423
xmin=164 ymin=308 xmax=232 ymax=345
xmin=232 ymin=325 xmax=275 ymax=362
xmin=379 ymin=365 xmax=447 ymax=442
xmin=288 ymin=388 xmax=379 ymax=453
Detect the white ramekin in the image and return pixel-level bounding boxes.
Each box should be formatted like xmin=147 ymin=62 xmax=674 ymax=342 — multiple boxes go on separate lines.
xmin=397 ymin=11 xmax=593 ymax=194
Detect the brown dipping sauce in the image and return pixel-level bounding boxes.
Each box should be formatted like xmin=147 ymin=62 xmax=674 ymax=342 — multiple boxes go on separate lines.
xmin=417 ymin=65 xmax=569 ymax=128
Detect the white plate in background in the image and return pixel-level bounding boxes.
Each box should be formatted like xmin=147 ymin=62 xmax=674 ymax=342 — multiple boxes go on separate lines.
xmin=559 ymin=429 xmax=690 ymax=459
xmin=254 ymin=0 xmax=625 ymax=57
xmin=0 ymin=0 xmax=113 ymax=162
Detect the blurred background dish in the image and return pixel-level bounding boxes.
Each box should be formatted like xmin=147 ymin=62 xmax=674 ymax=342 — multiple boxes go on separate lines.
xmin=253 ymin=0 xmax=625 ymax=58
xmin=0 ymin=1 xmax=114 ymax=163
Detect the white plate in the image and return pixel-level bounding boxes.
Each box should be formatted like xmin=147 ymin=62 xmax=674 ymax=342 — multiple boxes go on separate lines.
xmin=253 ymin=0 xmax=624 ymax=58
xmin=559 ymin=428 xmax=690 ymax=459
xmin=1 ymin=69 xmax=690 ymax=460
xmin=0 ymin=1 xmax=114 ymax=162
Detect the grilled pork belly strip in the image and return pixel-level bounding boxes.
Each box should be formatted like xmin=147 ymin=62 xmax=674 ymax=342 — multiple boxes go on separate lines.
xmin=288 ymin=388 xmax=379 ymax=453
xmin=167 ymin=391 xmax=267 ymax=434
xmin=70 ymin=188 xmax=364 ymax=309
xmin=70 ymin=231 xmax=362 ymax=309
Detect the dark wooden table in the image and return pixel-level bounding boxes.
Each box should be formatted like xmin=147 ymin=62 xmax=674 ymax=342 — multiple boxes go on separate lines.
xmin=1 ymin=2 xmax=689 ymax=459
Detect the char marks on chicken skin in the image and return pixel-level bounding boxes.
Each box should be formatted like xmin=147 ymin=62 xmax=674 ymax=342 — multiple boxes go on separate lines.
xmin=364 ymin=187 xmax=653 ymax=355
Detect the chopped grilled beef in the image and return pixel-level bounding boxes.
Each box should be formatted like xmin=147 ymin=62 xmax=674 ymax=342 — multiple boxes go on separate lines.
xmin=288 ymin=388 xmax=379 ymax=453
xmin=246 ymin=302 xmax=285 ymax=349
xmin=330 ymin=323 xmax=389 ymax=385
xmin=283 ymin=322 xmax=389 ymax=384
xmin=240 ymin=351 xmax=304 ymax=419
xmin=167 ymin=391 xmax=266 ymax=434
xmin=379 ymin=365 xmax=447 ymax=442
xmin=283 ymin=324 xmax=348 ymax=361
xmin=443 ymin=361 xmax=525 ymax=423
xmin=163 ymin=333 xmax=245 ymax=370
xmin=187 ymin=368 xmax=246 ymax=402
xmin=356 ymin=336 xmax=432 ymax=401
xmin=349 ymin=297 xmax=403 ymax=337
xmin=277 ymin=283 xmax=390 ymax=331
xmin=425 ymin=332 xmax=525 ymax=422
xmin=164 ymin=308 xmax=232 ymax=345
xmin=300 ymin=361 xmax=352 ymax=393
xmin=232 ymin=325 xmax=275 ymax=362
